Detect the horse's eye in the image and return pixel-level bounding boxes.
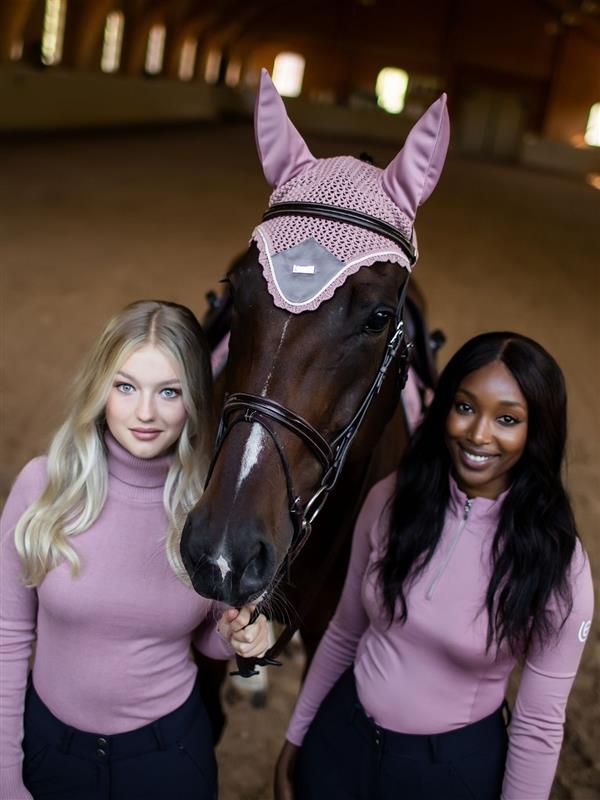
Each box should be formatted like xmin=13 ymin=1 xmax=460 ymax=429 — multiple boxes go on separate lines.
xmin=364 ymin=309 xmax=393 ymax=334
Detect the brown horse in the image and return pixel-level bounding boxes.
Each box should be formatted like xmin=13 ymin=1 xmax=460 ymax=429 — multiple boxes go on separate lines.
xmin=201 ymin=271 xmax=440 ymax=662
xmin=192 ymin=261 xmax=441 ymax=739
xmin=180 ymin=71 xmax=450 ymax=679
xmin=183 ymin=244 xmax=407 ymax=597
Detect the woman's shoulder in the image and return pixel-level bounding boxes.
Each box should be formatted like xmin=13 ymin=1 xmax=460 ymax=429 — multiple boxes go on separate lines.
xmin=569 ymin=538 xmax=594 ymax=602
xmin=543 ymin=538 xmax=594 ymax=622
xmin=9 ymin=456 xmax=49 ymax=502
xmin=1 ymin=456 xmax=49 ymax=537
xmin=356 ymin=471 xmax=397 ymax=538
xmin=526 ymin=537 xmax=594 ymax=671
xmin=365 ymin=472 xmax=397 ymax=507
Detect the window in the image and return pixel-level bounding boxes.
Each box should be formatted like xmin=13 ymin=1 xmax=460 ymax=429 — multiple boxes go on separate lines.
xmin=10 ymin=39 xmax=24 ymax=61
xmin=224 ymin=59 xmax=241 ymax=88
xmin=178 ymin=38 xmax=197 ymax=81
xmin=584 ymin=103 xmax=600 ymax=147
xmin=41 ymin=0 xmax=67 ymax=66
xmin=145 ymin=24 xmax=166 ymax=75
xmin=586 ymin=173 xmax=600 ymax=190
xmin=376 ymin=67 xmax=409 ymax=114
xmin=272 ymin=52 xmax=305 ymax=98
xmin=204 ymin=49 xmax=221 ymax=84
xmin=101 ymin=11 xmax=124 ymax=73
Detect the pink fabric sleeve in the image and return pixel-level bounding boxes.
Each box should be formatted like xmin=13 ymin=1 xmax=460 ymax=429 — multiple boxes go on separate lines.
xmin=286 ymin=475 xmax=394 ymax=747
xmin=501 ymin=542 xmax=594 ymax=800
xmin=1 ymin=459 xmax=48 ymax=800
xmin=191 ymin=604 xmax=235 ymax=661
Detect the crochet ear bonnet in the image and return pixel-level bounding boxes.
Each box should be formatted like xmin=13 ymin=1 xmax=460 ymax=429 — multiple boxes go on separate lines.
xmin=251 ymin=69 xmax=450 ymax=313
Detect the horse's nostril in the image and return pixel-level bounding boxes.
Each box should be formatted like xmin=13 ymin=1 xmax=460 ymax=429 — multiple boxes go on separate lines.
xmin=239 ymin=538 xmax=275 ymax=597
xmin=247 ymin=541 xmax=268 ymax=579
xmin=181 ymin=506 xmax=277 ymax=604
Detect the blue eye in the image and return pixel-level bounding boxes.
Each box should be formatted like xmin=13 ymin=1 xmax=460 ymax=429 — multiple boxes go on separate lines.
xmin=160 ymin=387 xmax=181 ymax=399
xmin=116 ymin=383 xmax=135 ymax=394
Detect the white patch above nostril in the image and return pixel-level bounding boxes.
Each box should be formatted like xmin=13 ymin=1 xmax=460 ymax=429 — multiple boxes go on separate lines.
xmin=216 ymin=554 xmax=230 ymax=580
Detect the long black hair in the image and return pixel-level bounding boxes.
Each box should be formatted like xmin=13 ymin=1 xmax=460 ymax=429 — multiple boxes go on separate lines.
xmin=378 ymin=331 xmax=578 ymax=655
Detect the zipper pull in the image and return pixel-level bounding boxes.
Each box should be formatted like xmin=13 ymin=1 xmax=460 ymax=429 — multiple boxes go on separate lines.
xmin=463 ymin=499 xmax=473 ymax=520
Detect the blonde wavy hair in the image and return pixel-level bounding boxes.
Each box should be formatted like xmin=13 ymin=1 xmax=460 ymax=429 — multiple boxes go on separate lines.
xmin=15 ymin=300 xmax=214 ymax=587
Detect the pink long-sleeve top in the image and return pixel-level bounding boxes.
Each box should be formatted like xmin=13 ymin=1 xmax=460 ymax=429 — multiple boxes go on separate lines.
xmin=286 ymin=473 xmax=594 ymax=800
xmin=0 ymin=434 xmax=233 ymax=800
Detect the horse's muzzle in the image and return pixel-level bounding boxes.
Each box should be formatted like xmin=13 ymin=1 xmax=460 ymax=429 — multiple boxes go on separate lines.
xmin=179 ymin=512 xmax=277 ymax=607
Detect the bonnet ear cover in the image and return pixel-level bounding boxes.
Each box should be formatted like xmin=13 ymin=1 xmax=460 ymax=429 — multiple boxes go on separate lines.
xmin=255 ymin=68 xmax=317 ymax=188
xmin=252 ymin=71 xmax=451 ymax=313
xmin=382 ymin=93 xmax=450 ymax=221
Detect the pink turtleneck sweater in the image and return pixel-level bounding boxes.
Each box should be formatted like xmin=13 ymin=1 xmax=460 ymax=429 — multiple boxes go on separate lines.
xmin=0 ymin=434 xmax=233 ymax=800
xmin=286 ymin=474 xmax=593 ymax=800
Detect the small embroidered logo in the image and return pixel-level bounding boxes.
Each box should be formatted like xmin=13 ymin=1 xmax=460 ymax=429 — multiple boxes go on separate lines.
xmin=578 ymin=620 xmax=591 ymax=643
xmin=292 ymin=264 xmax=315 ymax=274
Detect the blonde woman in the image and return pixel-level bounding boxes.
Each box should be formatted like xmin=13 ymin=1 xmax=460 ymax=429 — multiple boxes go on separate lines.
xmin=0 ymin=300 xmax=268 ymax=800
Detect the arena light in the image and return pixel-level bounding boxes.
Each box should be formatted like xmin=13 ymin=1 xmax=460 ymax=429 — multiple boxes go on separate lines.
xmin=584 ymin=103 xmax=600 ymax=147
xmin=376 ymin=67 xmax=409 ymax=114
xmin=145 ymin=24 xmax=166 ymax=75
xmin=225 ymin=59 xmax=241 ymax=87
xmin=101 ymin=11 xmax=124 ymax=73
xmin=41 ymin=0 xmax=67 ymax=66
xmin=272 ymin=53 xmax=305 ymax=98
xmin=10 ymin=39 xmax=23 ymax=61
xmin=178 ymin=38 xmax=197 ymax=81
xmin=204 ymin=50 xmax=221 ymax=84
xmin=586 ymin=172 xmax=600 ymax=190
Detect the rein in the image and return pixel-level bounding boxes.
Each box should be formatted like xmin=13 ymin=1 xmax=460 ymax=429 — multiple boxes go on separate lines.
xmin=205 ymin=278 xmax=412 ymax=677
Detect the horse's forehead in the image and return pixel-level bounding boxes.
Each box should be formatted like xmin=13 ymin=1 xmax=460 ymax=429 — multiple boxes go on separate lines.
xmin=250 ymin=156 xmax=413 ymax=314
xmin=232 ymin=260 xmax=403 ymax=333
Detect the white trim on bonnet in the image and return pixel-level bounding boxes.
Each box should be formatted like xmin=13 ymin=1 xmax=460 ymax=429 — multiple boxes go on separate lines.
xmin=254 ymin=227 xmax=410 ymax=310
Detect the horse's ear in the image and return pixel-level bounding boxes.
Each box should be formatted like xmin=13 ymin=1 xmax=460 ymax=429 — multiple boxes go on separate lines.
xmin=382 ymin=94 xmax=450 ymax=221
xmin=255 ymin=68 xmax=317 ymax=188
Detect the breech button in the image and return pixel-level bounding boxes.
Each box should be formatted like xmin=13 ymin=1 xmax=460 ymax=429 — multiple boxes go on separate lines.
xmin=96 ymin=748 xmax=107 ymax=758
xmin=97 ymin=737 xmax=108 ymax=746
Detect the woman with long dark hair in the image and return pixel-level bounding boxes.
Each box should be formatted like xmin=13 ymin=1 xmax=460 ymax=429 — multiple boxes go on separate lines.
xmin=275 ymin=332 xmax=593 ymax=800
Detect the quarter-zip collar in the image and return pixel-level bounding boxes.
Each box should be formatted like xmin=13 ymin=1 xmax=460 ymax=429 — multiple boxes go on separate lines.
xmin=425 ymin=474 xmax=509 ymax=600
xmin=448 ymin=473 xmax=509 ymax=529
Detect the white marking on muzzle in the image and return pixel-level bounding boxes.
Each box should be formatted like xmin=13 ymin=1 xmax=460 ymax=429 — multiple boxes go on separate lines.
xmin=236 ymin=423 xmax=265 ymax=492
xmin=216 ymin=554 xmax=230 ymax=580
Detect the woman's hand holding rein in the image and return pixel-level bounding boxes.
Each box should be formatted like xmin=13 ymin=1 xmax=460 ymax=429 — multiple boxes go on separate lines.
xmin=218 ymin=605 xmax=270 ymax=659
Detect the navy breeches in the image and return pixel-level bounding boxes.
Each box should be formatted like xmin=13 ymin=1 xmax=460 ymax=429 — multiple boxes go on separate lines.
xmin=295 ymin=668 xmax=508 ymax=800
xmin=22 ymin=678 xmax=217 ymax=800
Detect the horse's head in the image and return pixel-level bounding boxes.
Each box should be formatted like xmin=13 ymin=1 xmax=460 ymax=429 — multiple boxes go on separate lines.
xmin=181 ymin=71 xmax=449 ymax=606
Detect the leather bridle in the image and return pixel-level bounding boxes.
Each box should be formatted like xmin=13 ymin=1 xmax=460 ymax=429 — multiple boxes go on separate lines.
xmin=262 ymin=202 xmax=417 ymax=266
xmin=204 ymin=202 xmax=415 ymax=676
xmin=205 ymin=282 xmax=411 ymax=676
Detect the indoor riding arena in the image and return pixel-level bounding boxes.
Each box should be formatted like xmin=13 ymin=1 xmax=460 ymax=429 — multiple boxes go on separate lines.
xmin=1 ymin=2 xmax=599 ymax=799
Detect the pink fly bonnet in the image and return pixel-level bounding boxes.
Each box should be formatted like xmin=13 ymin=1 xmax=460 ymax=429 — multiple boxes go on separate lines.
xmin=252 ymin=69 xmax=450 ymax=313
